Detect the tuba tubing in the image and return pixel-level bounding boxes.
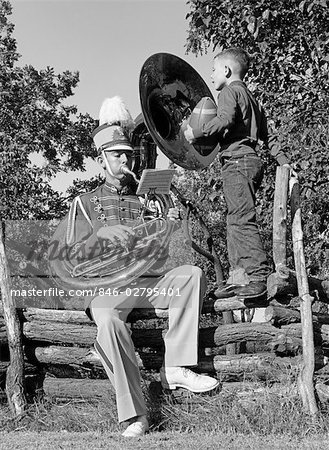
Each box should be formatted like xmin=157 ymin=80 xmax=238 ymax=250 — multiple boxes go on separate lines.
xmin=48 ymin=167 xmax=175 ymax=292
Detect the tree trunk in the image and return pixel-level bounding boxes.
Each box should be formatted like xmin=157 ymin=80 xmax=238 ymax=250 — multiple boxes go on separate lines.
xmin=0 ymin=224 xmax=26 ymax=415
xmin=40 ymin=353 xmax=309 ymax=400
xmin=23 ymin=320 xmax=97 ymax=346
xmin=290 ymin=176 xmax=318 ymax=415
xmin=20 ymin=295 xmax=271 ymax=323
xmin=22 ymin=318 xmax=324 ymax=349
xmin=265 ymin=305 xmax=329 ymax=327
xmin=222 ymin=310 xmax=238 ymax=355
xmin=265 ymin=305 xmax=301 ymax=326
xmin=32 ymin=345 xmax=306 ymax=376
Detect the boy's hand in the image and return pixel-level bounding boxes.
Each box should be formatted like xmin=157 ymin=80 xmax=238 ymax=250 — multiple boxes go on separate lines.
xmin=184 ymin=124 xmax=196 ymax=144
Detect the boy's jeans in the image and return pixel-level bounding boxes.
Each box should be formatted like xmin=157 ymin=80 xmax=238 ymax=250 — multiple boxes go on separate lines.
xmin=221 ymin=155 xmax=271 ymax=283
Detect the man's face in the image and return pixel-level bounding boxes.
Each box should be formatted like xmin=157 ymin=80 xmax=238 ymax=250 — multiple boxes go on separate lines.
xmin=100 ymin=149 xmax=134 ymax=180
xmin=211 ymin=57 xmax=229 ymax=91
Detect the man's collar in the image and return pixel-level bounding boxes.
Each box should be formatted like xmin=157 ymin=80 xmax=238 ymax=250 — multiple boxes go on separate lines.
xmin=104 ymin=182 xmax=136 ymax=195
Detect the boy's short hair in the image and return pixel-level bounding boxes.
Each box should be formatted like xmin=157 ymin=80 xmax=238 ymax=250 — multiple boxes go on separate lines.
xmin=214 ymin=48 xmax=250 ymax=78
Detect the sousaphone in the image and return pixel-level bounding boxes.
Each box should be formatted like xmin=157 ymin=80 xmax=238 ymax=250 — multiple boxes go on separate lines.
xmin=138 ymin=52 xmax=220 ymax=170
xmin=48 ymin=53 xmax=220 ymax=292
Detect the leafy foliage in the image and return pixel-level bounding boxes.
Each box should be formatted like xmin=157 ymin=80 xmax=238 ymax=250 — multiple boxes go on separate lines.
xmin=183 ymin=0 xmax=329 ymax=278
xmin=172 ymin=165 xmax=228 ymax=285
xmin=0 ymin=1 xmax=97 ymax=294
xmin=0 ymin=1 xmax=96 ymax=221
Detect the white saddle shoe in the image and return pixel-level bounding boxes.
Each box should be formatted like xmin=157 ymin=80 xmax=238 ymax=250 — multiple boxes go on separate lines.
xmin=160 ymin=366 xmax=220 ymax=393
xmin=122 ymin=415 xmax=149 ymax=438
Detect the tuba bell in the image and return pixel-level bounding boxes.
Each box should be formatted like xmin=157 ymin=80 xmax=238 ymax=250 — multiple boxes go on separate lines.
xmin=48 ymin=53 xmax=220 ymax=292
xmin=139 ymin=52 xmax=220 ymax=170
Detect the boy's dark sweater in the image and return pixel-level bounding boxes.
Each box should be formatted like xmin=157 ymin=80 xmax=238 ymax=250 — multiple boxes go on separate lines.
xmin=192 ymin=80 xmax=289 ymax=165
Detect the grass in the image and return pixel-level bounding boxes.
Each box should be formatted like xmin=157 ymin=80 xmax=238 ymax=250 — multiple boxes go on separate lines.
xmin=1 ymin=431 xmax=329 ymax=450
xmin=1 ymin=379 xmax=329 ymax=449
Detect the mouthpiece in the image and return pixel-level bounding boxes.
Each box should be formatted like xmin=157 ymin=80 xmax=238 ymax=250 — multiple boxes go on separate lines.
xmin=121 ymin=166 xmax=139 ymax=183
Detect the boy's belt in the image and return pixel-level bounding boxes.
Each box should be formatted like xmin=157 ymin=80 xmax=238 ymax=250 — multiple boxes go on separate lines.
xmin=220 ymin=152 xmax=260 ymax=165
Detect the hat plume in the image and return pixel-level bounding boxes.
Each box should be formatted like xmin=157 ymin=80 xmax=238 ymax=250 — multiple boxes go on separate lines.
xmin=99 ymin=96 xmax=134 ymax=130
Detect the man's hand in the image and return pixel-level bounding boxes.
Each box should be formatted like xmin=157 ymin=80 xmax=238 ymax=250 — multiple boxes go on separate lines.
xmin=184 ymin=124 xmax=196 ymax=144
xmin=97 ymin=224 xmax=135 ymax=246
xmin=167 ymin=207 xmax=182 ymax=222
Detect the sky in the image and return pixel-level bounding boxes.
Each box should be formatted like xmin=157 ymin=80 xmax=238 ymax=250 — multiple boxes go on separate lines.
xmin=10 ymin=0 xmax=217 ymax=190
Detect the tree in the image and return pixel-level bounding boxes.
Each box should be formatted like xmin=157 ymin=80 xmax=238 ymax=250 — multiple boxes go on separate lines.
xmin=0 ymin=0 xmax=98 ymax=286
xmin=0 ymin=1 xmax=96 ymax=221
xmin=0 ymin=0 xmax=96 ymax=412
xmin=182 ymin=0 xmax=329 ymax=278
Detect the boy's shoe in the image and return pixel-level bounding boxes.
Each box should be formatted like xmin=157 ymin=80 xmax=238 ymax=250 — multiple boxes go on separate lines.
xmin=235 ymin=281 xmax=267 ymax=299
xmin=214 ymin=283 xmax=241 ymax=299
xmin=122 ymin=415 xmax=149 ymax=438
xmin=160 ymin=366 xmax=220 ymax=393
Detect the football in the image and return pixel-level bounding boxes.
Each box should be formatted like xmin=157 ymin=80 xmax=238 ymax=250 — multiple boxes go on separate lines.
xmin=188 ymin=96 xmax=218 ymax=156
xmin=188 ymin=96 xmax=217 ymax=130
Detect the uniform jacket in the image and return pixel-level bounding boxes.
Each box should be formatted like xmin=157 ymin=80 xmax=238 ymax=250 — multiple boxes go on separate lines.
xmin=63 ymin=182 xmax=171 ymax=311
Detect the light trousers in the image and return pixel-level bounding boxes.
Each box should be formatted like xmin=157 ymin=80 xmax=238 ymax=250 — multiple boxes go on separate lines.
xmin=90 ymin=264 xmax=206 ymax=423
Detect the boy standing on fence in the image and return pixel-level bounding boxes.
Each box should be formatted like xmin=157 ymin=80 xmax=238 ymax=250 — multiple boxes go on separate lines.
xmin=185 ymin=47 xmax=293 ymax=300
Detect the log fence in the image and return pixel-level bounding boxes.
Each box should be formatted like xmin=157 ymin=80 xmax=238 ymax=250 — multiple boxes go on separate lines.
xmin=1 ymin=167 xmax=329 ymax=412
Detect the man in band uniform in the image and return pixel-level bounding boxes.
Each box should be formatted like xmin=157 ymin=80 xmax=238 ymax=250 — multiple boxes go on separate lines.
xmin=59 ymin=97 xmax=219 ymax=437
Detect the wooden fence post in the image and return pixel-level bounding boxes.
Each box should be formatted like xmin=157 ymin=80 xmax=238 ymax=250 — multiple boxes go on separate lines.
xmin=0 ymin=222 xmax=27 ymax=415
xmin=267 ymin=166 xmax=292 ymax=299
xmin=289 ymin=175 xmax=318 ymax=415
xmin=272 ymin=166 xmax=290 ymax=269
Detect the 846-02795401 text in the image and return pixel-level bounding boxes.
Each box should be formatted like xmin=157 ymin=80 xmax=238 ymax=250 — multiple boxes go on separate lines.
xmin=10 ymin=287 xmax=182 ymax=298
xmin=96 ymin=287 xmax=182 ymax=297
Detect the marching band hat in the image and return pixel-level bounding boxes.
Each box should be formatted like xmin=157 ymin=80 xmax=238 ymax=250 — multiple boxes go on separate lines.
xmin=92 ymin=96 xmax=135 ymax=154
xmin=92 ymin=123 xmax=134 ymax=153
